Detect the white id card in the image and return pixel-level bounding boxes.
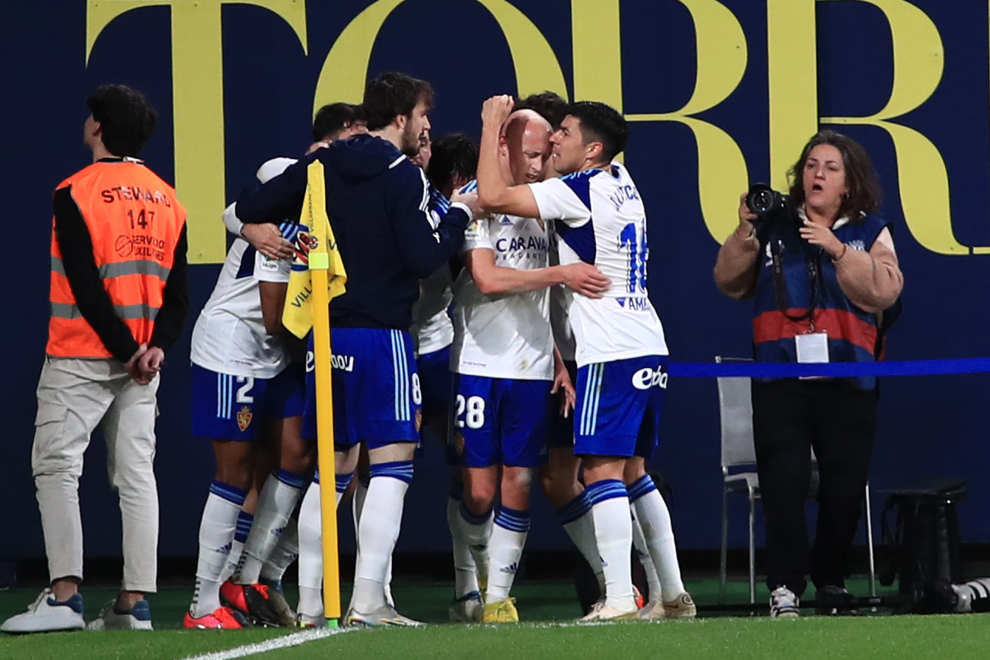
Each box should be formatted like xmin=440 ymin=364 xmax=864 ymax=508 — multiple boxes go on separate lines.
xmin=795 ymin=331 xmax=829 ymax=364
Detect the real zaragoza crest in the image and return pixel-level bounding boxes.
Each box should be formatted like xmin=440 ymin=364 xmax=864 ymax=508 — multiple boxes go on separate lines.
xmin=236 ymin=406 xmax=253 ymax=432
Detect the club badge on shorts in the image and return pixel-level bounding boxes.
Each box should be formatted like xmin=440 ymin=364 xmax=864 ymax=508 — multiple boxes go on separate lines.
xmin=236 ymin=406 xmax=253 ymax=432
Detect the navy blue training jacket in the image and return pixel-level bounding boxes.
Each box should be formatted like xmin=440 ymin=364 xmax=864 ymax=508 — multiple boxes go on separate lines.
xmin=235 ymin=134 xmax=469 ymax=330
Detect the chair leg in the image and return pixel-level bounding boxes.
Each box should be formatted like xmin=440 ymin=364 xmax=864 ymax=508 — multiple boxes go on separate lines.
xmin=748 ymin=487 xmax=756 ymax=606
xmin=865 ymin=483 xmax=876 ymax=598
xmin=720 ymin=486 xmax=729 ymax=604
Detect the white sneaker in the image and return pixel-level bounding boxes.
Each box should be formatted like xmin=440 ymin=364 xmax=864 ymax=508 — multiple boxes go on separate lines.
xmin=448 ymin=590 xmax=484 ymax=623
xmin=578 ymin=601 xmax=638 ymax=623
xmin=1 ymin=589 xmax=86 ymax=633
xmin=344 ymin=604 xmax=424 ymax=627
xmin=770 ymin=586 xmax=800 ymax=618
xmin=637 ymin=599 xmax=666 ymax=620
xmin=87 ymin=599 xmax=153 ymax=631
xmin=662 ymin=592 xmax=697 ymax=619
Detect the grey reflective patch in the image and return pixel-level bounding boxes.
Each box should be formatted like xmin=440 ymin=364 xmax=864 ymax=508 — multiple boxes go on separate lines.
xmin=50 ymin=257 xmax=170 ymax=281
xmin=50 ymin=302 xmax=160 ymax=320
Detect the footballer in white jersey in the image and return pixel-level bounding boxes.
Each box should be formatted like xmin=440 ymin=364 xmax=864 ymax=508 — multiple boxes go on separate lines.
xmin=475 ymin=97 xmax=693 ymax=622
xmin=450 ymin=110 xmax=610 ymax=622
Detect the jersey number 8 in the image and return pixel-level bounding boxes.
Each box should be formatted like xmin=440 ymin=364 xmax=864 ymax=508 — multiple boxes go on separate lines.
xmin=455 ymin=394 xmax=486 ymax=429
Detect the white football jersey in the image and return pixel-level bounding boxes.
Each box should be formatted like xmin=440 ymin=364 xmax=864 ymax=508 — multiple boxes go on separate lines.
xmin=411 ymin=187 xmax=454 ymax=355
xmin=529 ymin=162 xmax=668 ymax=367
xmin=190 ymin=212 xmax=300 ymax=379
xmin=450 ymin=213 xmax=554 ymax=380
xmin=548 ymin=232 xmax=576 ymax=362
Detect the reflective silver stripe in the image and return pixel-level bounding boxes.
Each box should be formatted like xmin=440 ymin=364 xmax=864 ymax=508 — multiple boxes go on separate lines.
xmin=50 ymin=257 xmax=170 ymax=281
xmin=50 ymin=302 xmax=160 ymax=320
xmin=51 ymin=256 xmax=66 ymax=276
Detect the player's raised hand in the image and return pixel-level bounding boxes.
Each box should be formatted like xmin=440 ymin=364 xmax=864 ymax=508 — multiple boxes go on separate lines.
xmin=481 ymin=95 xmax=515 ymax=128
xmin=242 ymin=223 xmax=295 ymax=261
xmin=561 ymin=262 xmax=611 ymax=298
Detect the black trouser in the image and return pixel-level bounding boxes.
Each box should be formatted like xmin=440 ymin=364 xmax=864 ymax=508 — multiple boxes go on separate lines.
xmin=752 ymin=378 xmax=877 ymax=597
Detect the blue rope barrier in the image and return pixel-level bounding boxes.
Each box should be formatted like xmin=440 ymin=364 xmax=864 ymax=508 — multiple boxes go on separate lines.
xmin=667 ymin=358 xmax=990 ymax=378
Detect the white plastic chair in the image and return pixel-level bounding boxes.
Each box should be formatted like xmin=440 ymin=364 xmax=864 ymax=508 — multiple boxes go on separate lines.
xmin=716 ymin=356 xmax=876 ymax=604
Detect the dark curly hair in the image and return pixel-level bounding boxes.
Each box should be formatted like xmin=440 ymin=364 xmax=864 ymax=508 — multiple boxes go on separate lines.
xmin=787 ymin=130 xmax=882 ymax=221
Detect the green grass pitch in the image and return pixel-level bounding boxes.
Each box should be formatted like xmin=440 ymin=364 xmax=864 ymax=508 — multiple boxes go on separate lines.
xmin=1 ymin=580 xmax=986 ymax=660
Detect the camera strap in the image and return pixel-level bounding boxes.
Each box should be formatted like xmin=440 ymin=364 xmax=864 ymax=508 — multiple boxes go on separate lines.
xmin=770 ymin=237 xmax=822 ymax=326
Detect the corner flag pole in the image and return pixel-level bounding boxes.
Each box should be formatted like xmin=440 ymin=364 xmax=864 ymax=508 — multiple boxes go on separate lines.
xmin=311 ymin=262 xmax=341 ymax=625
xmin=306 ymin=160 xmax=342 ymax=627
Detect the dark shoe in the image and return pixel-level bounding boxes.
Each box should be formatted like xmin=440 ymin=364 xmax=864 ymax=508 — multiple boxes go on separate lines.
xmin=815 ymin=585 xmax=856 ymax=615
xmin=220 ymin=580 xmax=283 ymax=627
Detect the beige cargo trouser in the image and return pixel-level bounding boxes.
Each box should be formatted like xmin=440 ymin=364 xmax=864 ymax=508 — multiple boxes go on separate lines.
xmin=31 ymin=356 xmax=160 ymax=593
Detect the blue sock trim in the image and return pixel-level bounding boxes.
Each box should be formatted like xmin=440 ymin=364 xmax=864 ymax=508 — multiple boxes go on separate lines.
xmin=495 ymin=506 xmax=531 ymax=533
xmin=449 ymin=479 xmax=464 ymax=501
xmin=459 ymin=499 xmax=492 ymax=526
xmin=627 ymin=474 xmax=657 ymax=503
xmin=369 ymin=461 xmax=414 ymax=485
xmin=275 ymin=469 xmax=306 ymax=490
xmin=335 ymin=473 xmax=353 ymax=494
xmin=235 ymin=511 xmax=254 ymax=543
xmin=556 ymin=490 xmax=593 ymax=525
xmin=312 ymin=471 xmax=321 ymax=485
xmin=209 ymin=480 xmax=247 ymax=506
xmin=585 ymin=479 xmax=628 ymax=505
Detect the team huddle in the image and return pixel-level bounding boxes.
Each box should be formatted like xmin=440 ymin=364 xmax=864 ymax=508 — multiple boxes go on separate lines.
xmin=183 ymin=72 xmax=693 ymax=629
xmin=2 ymin=72 xmax=691 ymax=633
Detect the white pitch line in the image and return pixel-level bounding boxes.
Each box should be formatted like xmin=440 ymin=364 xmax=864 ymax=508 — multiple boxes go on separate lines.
xmin=181 ymin=627 xmax=351 ymax=660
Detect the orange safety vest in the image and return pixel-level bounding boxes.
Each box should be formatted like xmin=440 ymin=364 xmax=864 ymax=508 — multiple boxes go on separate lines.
xmin=47 ymin=160 xmax=186 ymax=359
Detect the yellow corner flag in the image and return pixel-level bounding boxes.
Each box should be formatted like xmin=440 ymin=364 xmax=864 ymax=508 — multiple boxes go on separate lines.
xmin=281 ymin=160 xmax=347 ymax=339
xmin=294 ymin=160 xmax=348 ymax=625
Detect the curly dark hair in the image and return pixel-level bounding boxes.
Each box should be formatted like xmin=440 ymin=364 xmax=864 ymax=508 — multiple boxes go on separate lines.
xmin=787 ymin=130 xmax=882 ymax=221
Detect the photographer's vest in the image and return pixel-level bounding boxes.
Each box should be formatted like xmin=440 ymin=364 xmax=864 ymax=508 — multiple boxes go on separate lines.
xmin=47 ymin=159 xmax=186 ymax=359
xmin=751 ymin=213 xmax=891 ymax=390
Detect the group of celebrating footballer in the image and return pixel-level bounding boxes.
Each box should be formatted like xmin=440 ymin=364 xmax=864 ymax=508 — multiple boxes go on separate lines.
xmin=183 ymin=71 xmax=694 ymax=629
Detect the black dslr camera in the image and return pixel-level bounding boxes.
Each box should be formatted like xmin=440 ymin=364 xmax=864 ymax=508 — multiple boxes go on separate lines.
xmin=746 ymin=183 xmax=796 ymax=226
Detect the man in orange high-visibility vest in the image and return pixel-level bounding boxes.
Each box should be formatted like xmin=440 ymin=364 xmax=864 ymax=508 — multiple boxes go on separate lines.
xmin=1 ymin=85 xmax=189 ymax=634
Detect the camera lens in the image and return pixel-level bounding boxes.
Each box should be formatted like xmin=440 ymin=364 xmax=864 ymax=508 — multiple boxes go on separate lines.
xmin=750 ymin=190 xmax=774 ymax=214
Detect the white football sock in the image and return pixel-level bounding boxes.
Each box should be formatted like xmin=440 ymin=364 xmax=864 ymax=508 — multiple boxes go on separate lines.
xmin=631 ymin=507 xmax=662 ymax=601
xmin=261 ymin=512 xmax=299 ymax=583
xmin=630 ymin=477 xmax=685 ymax=599
xmin=297 ymin=478 xmax=324 ymax=617
xmin=237 ymin=470 xmax=305 ymax=584
xmin=587 ymin=480 xmax=635 ymax=612
xmin=558 ymin=492 xmax=604 ymax=591
xmin=220 ymin=510 xmax=253 ymax=584
xmin=457 ymin=500 xmax=493 ymax=582
xmin=448 ymin=489 xmax=479 ymax=598
xmin=486 ymin=508 xmax=529 ymax=603
xmin=192 ymin=483 xmax=245 ymax=618
xmin=350 ymin=463 xmax=412 ymax=613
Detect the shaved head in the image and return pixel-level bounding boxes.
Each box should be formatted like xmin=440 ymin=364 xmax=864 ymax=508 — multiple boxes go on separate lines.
xmin=499 ymin=109 xmax=552 ymax=186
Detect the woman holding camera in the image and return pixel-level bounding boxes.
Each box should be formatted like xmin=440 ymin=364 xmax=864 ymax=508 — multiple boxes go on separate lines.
xmin=713 ymin=131 xmax=903 ymax=617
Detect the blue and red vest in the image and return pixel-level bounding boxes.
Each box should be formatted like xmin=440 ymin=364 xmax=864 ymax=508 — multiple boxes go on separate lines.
xmin=752 ymin=213 xmax=892 ymax=390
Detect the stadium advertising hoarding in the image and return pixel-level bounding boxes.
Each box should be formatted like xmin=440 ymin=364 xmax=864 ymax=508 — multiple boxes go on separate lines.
xmin=2 ymin=0 xmax=990 ymax=559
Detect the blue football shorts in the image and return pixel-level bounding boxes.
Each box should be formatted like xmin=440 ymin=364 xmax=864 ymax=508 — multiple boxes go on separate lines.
xmin=573 ymin=356 xmax=668 ymax=459
xmin=190 ymin=364 xmax=270 ymax=441
xmin=416 ymin=344 xmax=453 ymax=414
xmin=448 ymin=374 xmax=550 ymax=468
xmin=301 ymin=328 xmax=421 ymax=450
